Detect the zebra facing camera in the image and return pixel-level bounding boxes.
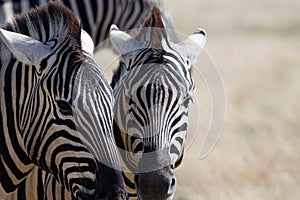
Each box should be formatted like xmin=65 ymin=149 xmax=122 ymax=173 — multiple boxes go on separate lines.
xmin=75 ymin=27 xmax=226 ymax=173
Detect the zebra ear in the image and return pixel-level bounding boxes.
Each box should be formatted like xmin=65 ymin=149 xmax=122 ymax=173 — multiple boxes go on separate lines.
xmin=81 ymin=29 xmax=94 ymax=56
xmin=177 ymin=28 xmax=206 ymax=65
xmin=109 ymin=24 xmax=145 ymax=55
xmin=0 ymin=28 xmax=52 ymax=66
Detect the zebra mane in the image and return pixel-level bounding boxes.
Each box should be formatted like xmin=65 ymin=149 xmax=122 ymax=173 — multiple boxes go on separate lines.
xmin=0 ymin=1 xmax=84 ymax=62
xmin=138 ymin=5 xmax=165 ymax=29
xmin=134 ymin=5 xmax=167 ymax=47
xmin=111 ymin=5 xmax=167 ymax=89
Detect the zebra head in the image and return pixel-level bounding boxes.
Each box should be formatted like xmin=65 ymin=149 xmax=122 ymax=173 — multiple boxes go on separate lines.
xmin=0 ymin=3 xmax=126 ymax=199
xmin=110 ymin=6 xmax=206 ymax=200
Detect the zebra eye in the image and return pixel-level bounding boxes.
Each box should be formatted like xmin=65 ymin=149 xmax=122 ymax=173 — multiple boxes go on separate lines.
xmin=56 ymin=100 xmax=73 ymax=115
xmin=183 ymin=96 xmax=193 ymax=107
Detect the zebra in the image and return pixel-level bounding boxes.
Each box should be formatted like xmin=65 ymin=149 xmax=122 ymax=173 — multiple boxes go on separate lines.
xmin=0 ymin=2 xmax=127 ymax=199
xmin=0 ymin=0 xmax=175 ymax=49
xmin=109 ymin=6 xmax=206 ymax=199
xmin=2 ymin=1 xmax=175 ymax=199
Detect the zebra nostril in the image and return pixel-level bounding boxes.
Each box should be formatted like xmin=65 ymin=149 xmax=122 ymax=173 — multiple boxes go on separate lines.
xmin=170 ymin=177 xmax=176 ymax=189
xmin=171 ymin=177 xmax=176 ymax=187
xmin=168 ymin=177 xmax=176 ymax=195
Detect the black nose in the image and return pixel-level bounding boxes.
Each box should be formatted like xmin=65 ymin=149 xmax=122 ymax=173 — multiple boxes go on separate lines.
xmin=134 ymin=169 xmax=176 ymax=199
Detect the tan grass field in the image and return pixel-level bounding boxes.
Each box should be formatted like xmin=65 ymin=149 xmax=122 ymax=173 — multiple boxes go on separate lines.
xmin=96 ymin=0 xmax=300 ymax=199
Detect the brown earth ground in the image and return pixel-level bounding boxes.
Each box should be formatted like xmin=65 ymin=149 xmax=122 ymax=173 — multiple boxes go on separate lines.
xmin=95 ymin=0 xmax=300 ymax=199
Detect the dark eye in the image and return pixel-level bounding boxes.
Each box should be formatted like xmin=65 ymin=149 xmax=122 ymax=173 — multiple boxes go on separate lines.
xmin=56 ymin=100 xmax=73 ymax=115
xmin=183 ymin=96 xmax=193 ymax=107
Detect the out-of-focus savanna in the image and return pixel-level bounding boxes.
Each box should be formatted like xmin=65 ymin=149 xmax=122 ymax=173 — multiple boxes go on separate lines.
xmin=95 ymin=0 xmax=300 ymax=199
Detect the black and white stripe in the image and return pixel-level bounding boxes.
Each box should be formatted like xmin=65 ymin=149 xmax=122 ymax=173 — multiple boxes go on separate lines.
xmin=110 ymin=6 xmax=206 ymax=199
xmin=0 ymin=2 xmax=126 ymax=199
xmin=0 ymin=0 xmax=174 ymax=49
xmin=1 ymin=1 xmax=175 ymax=199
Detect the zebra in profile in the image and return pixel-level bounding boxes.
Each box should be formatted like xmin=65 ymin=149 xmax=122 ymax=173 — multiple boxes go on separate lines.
xmin=0 ymin=0 xmax=174 ymax=49
xmin=109 ymin=6 xmax=206 ymax=199
xmin=0 ymin=2 xmax=127 ymax=199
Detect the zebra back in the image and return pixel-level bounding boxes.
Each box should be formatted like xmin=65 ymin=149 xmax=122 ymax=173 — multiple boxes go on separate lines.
xmin=0 ymin=0 xmax=175 ymax=49
xmin=0 ymin=2 xmax=126 ymax=199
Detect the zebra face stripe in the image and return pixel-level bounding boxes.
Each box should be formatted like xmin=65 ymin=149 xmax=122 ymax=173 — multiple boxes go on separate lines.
xmin=113 ymin=48 xmax=193 ymax=171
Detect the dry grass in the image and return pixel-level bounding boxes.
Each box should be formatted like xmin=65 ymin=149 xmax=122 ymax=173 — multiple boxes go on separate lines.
xmin=165 ymin=0 xmax=300 ymax=199
xmin=96 ymin=0 xmax=300 ymax=199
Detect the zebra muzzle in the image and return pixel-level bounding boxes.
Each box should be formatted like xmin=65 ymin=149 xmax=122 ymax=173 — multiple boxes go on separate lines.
xmin=134 ymin=166 xmax=176 ymax=200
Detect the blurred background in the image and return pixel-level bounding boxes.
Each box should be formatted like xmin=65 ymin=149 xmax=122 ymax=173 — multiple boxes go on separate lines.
xmin=96 ymin=0 xmax=300 ymax=199
xmin=166 ymin=0 xmax=300 ymax=199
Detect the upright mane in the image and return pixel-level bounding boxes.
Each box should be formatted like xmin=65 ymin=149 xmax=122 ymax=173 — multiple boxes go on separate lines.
xmin=138 ymin=5 xmax=164 ymax=29
xmin=111 ymin=5 xmax=166 ymax=89
xmin=134 ymin=5 xmax=166 ymax=45
xmin=0 ymin=1 xmax=84 ymax=62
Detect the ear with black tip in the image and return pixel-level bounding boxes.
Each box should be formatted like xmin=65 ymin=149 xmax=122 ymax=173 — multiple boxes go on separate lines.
xmin=176 ymin=28 xmax=206 ymax=65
